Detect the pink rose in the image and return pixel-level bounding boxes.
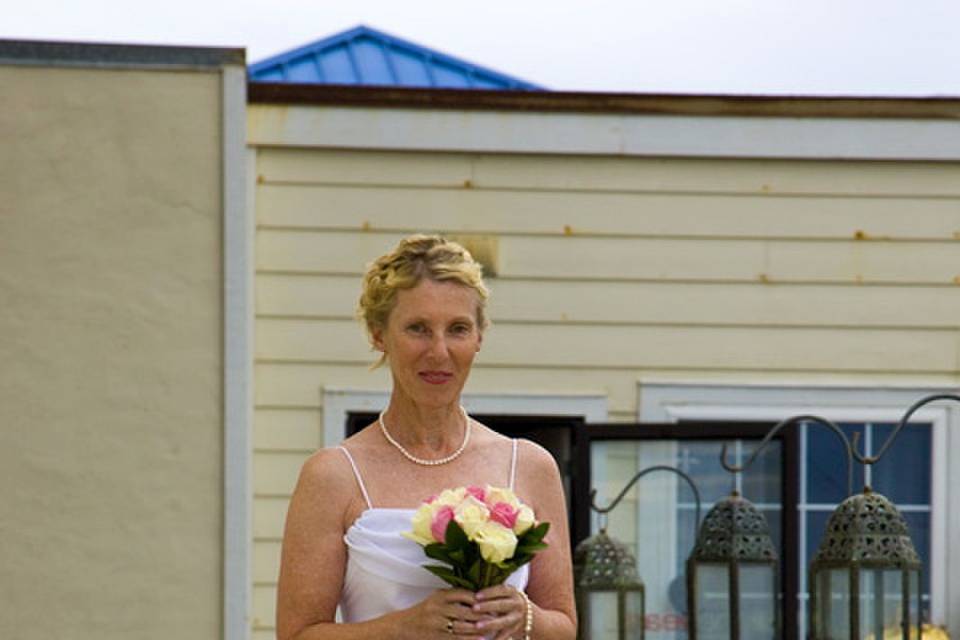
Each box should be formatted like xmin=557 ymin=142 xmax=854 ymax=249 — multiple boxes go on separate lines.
xmin=489 ymin=502 xmax=519 ymax=530
xmin=430 ymin=505 xmax=455 ymax=542
xmin=466 ymin=485 xmax=486 ymax=502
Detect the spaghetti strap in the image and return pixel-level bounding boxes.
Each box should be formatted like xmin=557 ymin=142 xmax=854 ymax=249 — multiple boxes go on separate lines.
xmin=338 ymin=446 xmax=373 ymax=509
xmin=509 ymin=439 xmax=519 ymax=491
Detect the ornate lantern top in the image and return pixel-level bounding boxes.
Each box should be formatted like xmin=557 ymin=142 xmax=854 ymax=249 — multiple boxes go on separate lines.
xmin=812 ymin=488 xmax=921 ymax=567
xmin=573 ymin=529 xmax=644 ymax=589
xmin=690 ymin=492 xmax=777 ymax=563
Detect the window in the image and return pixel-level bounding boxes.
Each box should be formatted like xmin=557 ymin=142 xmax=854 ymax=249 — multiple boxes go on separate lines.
xmin=582 ymin=422 xmax=798 ymax=640
xmin=637 ymin=383 xmax=954 ymax=632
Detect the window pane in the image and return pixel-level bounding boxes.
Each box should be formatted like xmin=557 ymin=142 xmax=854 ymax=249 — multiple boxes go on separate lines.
xmin=676 ymin=440 xmax=737 ymax=504
xmin=901 ymin=511 xmax=931 ymax=597
xmin=872 ymin=422 xmax=931 ymax=504
xmin=742 ymin=440 xmax=782 ymax=504
xmin=807 ymin=422 xmax=864 ymax=503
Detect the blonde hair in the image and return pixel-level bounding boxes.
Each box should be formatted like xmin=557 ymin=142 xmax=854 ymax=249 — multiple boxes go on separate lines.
xmin=359 ymin=235 xmax=489 ymax=366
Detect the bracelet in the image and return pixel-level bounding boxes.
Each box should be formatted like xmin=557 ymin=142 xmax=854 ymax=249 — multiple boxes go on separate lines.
xmin=516 ymin=588 xmax=533 ymax=640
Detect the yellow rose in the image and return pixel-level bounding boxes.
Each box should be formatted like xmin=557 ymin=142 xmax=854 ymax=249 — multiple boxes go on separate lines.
xmin=403 ymin=502 xmax=437 ymax=546
xmin=474 ymin=521 xmax=518 ymax=564
xmin=513 ymin=505 xmax=535 ymax=535
xmin=484 ymin=485 xmax=520 ymax=508
xmin=454 ymin=495 xmax=490 ymax=538
xmin=435 ymin=487 xmax=467 ymax=507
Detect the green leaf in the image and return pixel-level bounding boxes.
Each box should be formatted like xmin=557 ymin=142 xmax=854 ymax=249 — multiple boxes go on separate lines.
xmin=423 ymin=565 xmax=477 ymax=590
xmin=444 ymin=519 xmax=470 ymax=551
xmin=517 ymin=541 xmax=548 ymax=554
xmin=424 ymin=544 xmax=454 ymax=564
xmin=521 ymin=522 xmax=549 ymax=543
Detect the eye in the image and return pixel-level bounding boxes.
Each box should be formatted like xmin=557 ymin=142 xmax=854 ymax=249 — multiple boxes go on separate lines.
xmin=406 ymin=322 xmax=428 ymax=335
xmin=449 ymin=322 xmax=473 ymax=336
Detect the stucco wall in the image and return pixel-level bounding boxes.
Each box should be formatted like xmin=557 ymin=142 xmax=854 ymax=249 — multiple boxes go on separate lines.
xmin=0 ymin=64 xmax=224 ymax=639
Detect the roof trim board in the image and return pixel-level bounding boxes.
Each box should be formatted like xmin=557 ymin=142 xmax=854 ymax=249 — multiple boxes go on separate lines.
xmin=248 ymin=82 xmax=960 ymax=120
xmin=0 ymin=38 xmax=244 ymax=69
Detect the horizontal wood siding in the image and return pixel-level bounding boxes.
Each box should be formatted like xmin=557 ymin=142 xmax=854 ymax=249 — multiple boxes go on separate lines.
xmin=251 ymin=145 xmax=960 ymax=635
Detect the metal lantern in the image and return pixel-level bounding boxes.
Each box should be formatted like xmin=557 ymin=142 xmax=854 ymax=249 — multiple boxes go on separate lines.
xmin=809 ymin=488 xmax=922 ymax=640
xmin=687 ymin=491 xmax=779 ymax=640
xmin=574 ymin=529 xmax=646 ymax=640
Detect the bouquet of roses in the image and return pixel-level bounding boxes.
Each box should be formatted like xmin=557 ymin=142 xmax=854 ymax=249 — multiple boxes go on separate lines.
xmin=402 ymin=485 xmax=549 ymax=591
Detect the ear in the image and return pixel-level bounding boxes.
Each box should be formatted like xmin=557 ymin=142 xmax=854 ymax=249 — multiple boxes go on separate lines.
xmin=371 ymin=327 xmax=386 ymax=352
xmin=476 ymin=331 xmax=483 ymax=352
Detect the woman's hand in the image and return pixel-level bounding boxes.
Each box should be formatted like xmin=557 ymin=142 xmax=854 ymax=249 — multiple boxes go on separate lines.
xmin=397 ymin=588 xmax=488 ymax=639
xmin=470 ymin=585 xmax=528 ymax=640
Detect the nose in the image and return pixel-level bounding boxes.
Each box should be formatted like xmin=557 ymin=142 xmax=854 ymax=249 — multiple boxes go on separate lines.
xmin=426 ymin=333 xmax=450 ymax=360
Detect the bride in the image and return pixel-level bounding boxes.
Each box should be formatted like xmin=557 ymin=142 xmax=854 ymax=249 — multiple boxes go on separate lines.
xmin=276 ymin=235 xmax=576 ymax=639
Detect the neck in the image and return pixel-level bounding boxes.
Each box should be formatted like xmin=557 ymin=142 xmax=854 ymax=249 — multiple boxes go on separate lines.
xmin=382 ymin=395 xmax=465 ymax=452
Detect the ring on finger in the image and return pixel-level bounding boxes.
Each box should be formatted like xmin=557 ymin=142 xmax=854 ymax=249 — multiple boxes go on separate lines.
xmin=445 ymin=618 xmax=454 ymax=634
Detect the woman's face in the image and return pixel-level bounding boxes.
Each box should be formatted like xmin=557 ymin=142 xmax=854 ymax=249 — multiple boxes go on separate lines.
xmin=373 ymin=279 xmax=483 ymax=410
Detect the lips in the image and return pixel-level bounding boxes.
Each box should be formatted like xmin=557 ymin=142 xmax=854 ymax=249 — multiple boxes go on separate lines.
xmin=419 ymin=371 xmax=453 ymax=385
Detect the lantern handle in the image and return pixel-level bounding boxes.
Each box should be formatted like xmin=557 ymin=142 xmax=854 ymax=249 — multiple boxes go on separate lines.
xmin=862 ymin=393 xmax=960 ymax=465
xmin=590 ymin=465 xmax=702 ymax=536
xmin=720 ymin=414 xmax=856 ymax=497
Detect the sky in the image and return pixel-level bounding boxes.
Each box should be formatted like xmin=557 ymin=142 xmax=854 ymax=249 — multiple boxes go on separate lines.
xmin=4 ymin=0 xmax=960 ymax=96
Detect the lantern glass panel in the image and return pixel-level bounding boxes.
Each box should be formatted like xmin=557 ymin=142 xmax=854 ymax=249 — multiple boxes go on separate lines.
xmin=858 ymin=569 xmax=904 ymax=640
xmin=908 ymin=570 xmax=920 ymax=640
xmin=623 ymin=588 xmax=645 ymax=639
xmin=819 ymin=568 xmax=850 ymax=640
xmin=695 ymin=563 xmax=730 ymax=640
xmin=739 ymin=564 xmax=776 ymax=640
xmin=586 ymin=591 xmax=620 ymax=640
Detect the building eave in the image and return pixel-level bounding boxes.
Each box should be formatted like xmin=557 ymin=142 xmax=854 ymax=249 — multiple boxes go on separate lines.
xmin=248 ymin=81 xmax=960 ymax=120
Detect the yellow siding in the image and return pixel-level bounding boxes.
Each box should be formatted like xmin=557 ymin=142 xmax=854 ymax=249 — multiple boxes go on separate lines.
xmin=253 ymin=586 xmax=277 ymax=633
xmin=259 ymin=184 xmax=960 ymax=240
xmin=251 ymin=144 xmax=960 ymax=635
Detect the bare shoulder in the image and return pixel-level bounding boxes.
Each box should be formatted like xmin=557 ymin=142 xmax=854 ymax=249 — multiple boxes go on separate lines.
xmin=300 ymin=446 xmax=350 ymax=484
xmin=517 ymin=438 xmax=560 ymax=476
xmin=514 ymin=439 xmax=563 ymax=505
xmin=293 ymin=447 xmax=356 ymax=514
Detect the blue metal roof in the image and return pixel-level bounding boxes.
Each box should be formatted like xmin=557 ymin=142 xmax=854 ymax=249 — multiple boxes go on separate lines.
xmin=248 ymin=25 xmax=542 ymax=90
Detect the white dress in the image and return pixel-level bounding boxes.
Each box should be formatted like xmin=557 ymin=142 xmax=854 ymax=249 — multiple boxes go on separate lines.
xmin=337 ymin=441 xmax=531 ymax=623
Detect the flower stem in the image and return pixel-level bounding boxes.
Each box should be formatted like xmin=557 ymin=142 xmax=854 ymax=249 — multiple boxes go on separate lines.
xmin=481 ymin=562 xmax=493 ymax=589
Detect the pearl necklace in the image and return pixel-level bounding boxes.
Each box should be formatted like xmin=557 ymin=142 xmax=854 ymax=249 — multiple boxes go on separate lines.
xmin=378 ymin=406 xmax=471 ymax=466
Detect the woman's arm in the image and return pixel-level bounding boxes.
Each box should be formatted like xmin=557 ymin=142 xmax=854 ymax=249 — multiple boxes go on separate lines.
xmin=275 ymin=448 xmax=356 ymax=639
xmin=524 ymin=440 xmax=578 ymax=639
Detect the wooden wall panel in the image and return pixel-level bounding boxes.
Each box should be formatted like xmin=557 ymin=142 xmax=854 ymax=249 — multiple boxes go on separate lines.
xmin=251 ymin=144 xmax=960 ymax=637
